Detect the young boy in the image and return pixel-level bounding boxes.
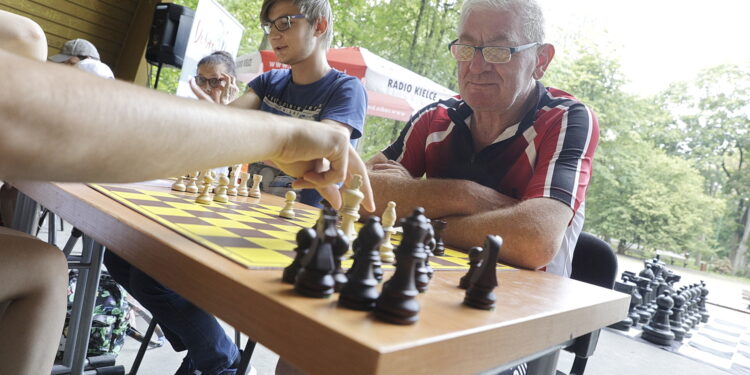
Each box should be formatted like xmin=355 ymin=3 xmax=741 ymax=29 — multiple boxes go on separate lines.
xmin=194 ymin=0 xmax=367 ymax=209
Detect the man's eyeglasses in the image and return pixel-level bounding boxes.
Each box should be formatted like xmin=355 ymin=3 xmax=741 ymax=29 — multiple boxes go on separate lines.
xmin=261 ymin=14 xmax=306 ymax=34
xmin=194 ymin=75 xmax=224 ymax=88
xmin=448 ymin=39 xmax=539 ymax=64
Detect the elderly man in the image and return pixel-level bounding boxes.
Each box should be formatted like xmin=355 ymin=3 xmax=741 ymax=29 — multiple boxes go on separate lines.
xmin=368 ymin=0 xmax=599 ymax=278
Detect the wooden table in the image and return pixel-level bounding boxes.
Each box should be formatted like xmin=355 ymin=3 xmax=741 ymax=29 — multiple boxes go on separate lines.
xmin=14 ymin=180 xmax=629 ymax=375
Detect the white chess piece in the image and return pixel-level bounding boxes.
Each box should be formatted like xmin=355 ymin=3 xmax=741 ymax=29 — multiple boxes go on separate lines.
xmin=340 ymin=175 xmax=364 ymax=257
xmin=380 ymin=201 xmax=397 ymax=263
xmin=238 ymin=172 xmax=250 ymax=197
xmin=186 ymin=171 xmax=199 ymax=193
xmin=249 ymin=174 xmax=262 ymax=198
xmin=171 ymin=175 xmax=187 ymax=192
xmin=279 ymin=190 xmax=296 ymax=219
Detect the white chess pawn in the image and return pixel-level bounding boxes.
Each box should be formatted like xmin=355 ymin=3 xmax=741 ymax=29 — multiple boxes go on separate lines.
xmin=195 ymin=174 xmax=214 ymax=205
xmin=380 ymin=201 xmax=397 ymax=263
xmin=249 ymin=174 xmax=262 ymax=198
xmin=238 ymin=172 xmax=250 ymax=197
xmin=186 ymin=171 xmax=199 ymax=193
xmin=171 ymin=175 xmax=187 ymax=192
xmin=279 ymin=190 xmax=296 ymax=219
xmin=213 ymin=174 xmax=230 ymax=203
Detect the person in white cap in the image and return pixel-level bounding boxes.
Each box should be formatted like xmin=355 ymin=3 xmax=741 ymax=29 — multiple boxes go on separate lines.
xmin=49 ymin=38 xmax=114 ymax=79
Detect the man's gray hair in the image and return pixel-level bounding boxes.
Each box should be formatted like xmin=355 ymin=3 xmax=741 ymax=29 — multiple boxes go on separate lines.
xmin=260 ymin=0 xmax=334 ymax=50
xmin=459 ymin=0 xmax=545 ymax=44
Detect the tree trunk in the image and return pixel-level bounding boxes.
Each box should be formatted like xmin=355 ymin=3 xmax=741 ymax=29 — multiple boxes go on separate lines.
xmin=617 ymin=239 xmax=627 ymax=255
xmin=731 ymin=204 xmax=750 ymax=274
xmin=407 ymin=0 xmax=429 ymax=69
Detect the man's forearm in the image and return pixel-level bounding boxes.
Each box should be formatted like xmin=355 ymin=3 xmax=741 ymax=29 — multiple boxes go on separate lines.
xmin=441 ymin=198 xmax=572 ymax=270
xmin=369 ymin=171 xmax=516 ymax=219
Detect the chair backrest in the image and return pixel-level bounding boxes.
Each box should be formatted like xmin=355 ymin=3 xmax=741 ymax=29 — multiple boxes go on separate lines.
xmin=570 ymin=232 xmax=618 ymax=289
xmin=562 ymin=232 xmax=618 ymax=375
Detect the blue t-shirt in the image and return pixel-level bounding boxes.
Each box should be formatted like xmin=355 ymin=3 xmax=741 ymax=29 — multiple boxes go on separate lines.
xmin=249 ymin=68 xmax=367 ymax=207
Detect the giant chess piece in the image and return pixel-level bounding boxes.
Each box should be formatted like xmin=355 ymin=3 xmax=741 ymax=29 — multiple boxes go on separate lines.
xmin=463 ymin=235 xmax=501 ymax=310
xmin=634 ymin=276 xmax=653 ymax=324
xmin=668 ymin=291 xmax=687 ymax=342
xmin=459 ymin=247 xmax=484 ymax=289
xmin=294 ymin=208 xmax=338 ymax=298
xmin=379 ymin=201 xmax=397 ymax=263
xmin=340 ymin=174 xmax=364 ymax=257
xmin=374 ymin=208 xmax=430 ymax=325
xmin=609 ymin=280 xmax=638 ymax=331
xmin=339 ymin=217 xmax=385 ymax=310
xmin=641 ymin=291 xmax=675 ymax=346
xmin=282 ymin=228 xmax=316 ymax=284
xmin=699 ymin=280 xmax=710 ymax=323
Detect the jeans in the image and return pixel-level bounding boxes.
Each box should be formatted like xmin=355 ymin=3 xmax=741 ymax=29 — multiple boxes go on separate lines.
xmin=104 ymin=252 xmax=239 ymax=374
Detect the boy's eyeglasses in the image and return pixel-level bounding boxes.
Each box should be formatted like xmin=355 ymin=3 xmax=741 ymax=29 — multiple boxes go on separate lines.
xmin=261 ymin=14 xmax=306 ymax=34
xmin=194 ymin=75 xmax=224 ymax=88
xmin=448 ymin=39 xmax=538 ymax=64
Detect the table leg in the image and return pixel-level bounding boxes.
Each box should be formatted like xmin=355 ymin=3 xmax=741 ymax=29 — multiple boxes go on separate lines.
xmin=10 ymin=191 xmax=39 ymax=234
xmin=61 ymin=235 xmax=105 ymax=375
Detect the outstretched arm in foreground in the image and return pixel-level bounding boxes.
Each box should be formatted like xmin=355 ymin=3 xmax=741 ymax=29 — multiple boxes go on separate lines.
xmin=0 ymin=10 xmax=47 ymax=61
xmin=0 ymin=50 xmax=373 ymax=211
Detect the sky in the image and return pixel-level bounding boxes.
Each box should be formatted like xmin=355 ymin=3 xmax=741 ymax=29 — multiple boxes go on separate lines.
xmin=537 ymin=0 xmax=750 ymax=95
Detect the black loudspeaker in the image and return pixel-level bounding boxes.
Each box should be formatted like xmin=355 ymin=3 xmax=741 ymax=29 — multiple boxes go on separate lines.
xmin=146 ymin=3 xmax=195 ymax=69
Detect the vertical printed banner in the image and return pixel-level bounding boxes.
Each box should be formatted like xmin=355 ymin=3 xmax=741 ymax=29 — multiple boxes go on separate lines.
xmin=176 ymin=0 xmax=244 ymax=98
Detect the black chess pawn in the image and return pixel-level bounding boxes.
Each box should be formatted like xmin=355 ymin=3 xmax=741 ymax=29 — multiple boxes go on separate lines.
xmin=332 ymin=228 xmax=350 ymax=292
xmin=431 ymin=219 xmax=447 ymax=256
xmin=374 ymin=208 xmax=430 ymax=325
xmin=463 ymin=235 xmax=502 ymax=310
xmin=459 ymin=247 xmax=483 ymax=289
xmin=339 ymin=217 xmax=385 ymax=310
xmin=669 ymin=291 xmax=687 ymax=342
xmin=699 ymin=281 xmax=710 ymax=323
xmin=294 ymin=208 xmax=338 ymax=298
xmin=641 ymin=291 xmax=675 ymax=346
xmin=282 ymin=227 xmax=316 ymax=284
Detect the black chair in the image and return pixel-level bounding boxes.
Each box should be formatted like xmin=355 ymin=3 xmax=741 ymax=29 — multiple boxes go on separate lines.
xmin=557 ymin=232 xmax=618 ymax=375
xmin=129 ymin=319 xmax=256 ymax=375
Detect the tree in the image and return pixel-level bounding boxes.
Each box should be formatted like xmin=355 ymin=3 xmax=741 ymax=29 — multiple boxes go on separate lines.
xmin=650 ymin=64 xmax=750 ymax=273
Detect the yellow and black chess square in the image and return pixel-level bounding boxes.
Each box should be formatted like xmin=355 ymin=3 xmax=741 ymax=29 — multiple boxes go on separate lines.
xmin=91 ymin=184 xmax=506 ymax=271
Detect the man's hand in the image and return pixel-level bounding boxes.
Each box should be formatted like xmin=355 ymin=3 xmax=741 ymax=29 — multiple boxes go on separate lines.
xmin=269 ymin=123 xmax=375 ymax=212
xmin=369 ymin=160 xmax=413 ymax=179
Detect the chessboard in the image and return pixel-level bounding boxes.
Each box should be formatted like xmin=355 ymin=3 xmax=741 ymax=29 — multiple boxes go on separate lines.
xmin=90 ymin=183 xmax=512 ymax=272
xmin=608 ymin=304 xmax=750 ymax=375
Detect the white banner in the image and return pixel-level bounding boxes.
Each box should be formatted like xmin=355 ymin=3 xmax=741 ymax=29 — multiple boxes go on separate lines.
xmin=176 ymin=0 xmax=244 ymax=98
xmin=359 ymin=48 xmax=456 ymax=112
